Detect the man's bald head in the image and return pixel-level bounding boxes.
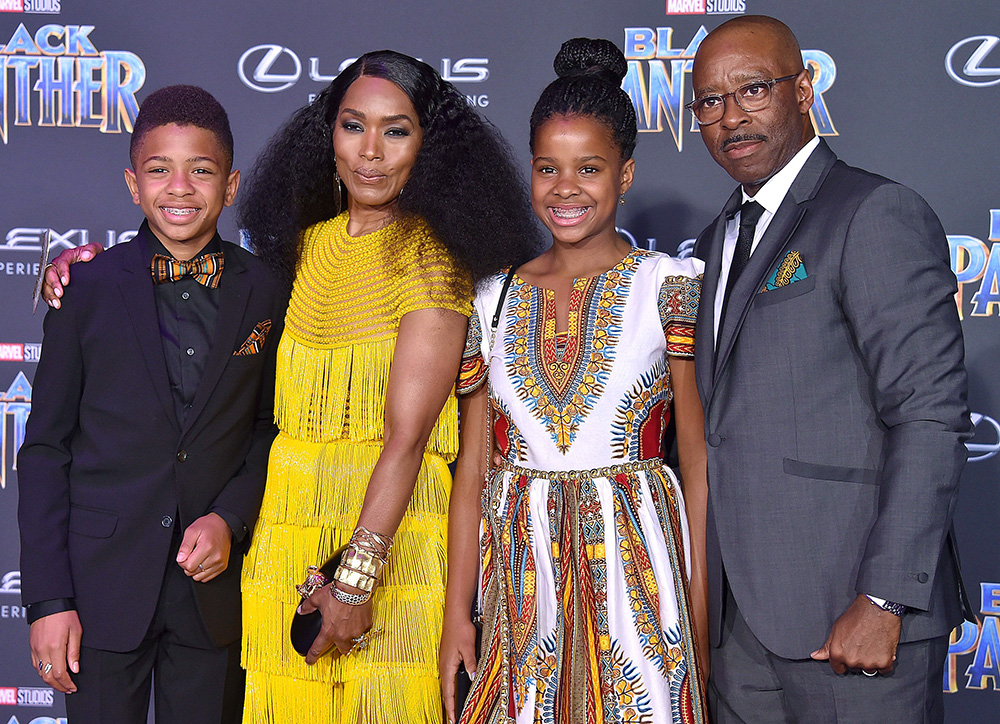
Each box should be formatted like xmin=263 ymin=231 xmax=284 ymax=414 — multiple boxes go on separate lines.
xmin=697 ymin=16 xmax=805 ymax=78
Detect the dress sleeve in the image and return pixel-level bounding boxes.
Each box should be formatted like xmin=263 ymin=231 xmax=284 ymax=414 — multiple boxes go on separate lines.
xmin=457 ymin=307 xmax=487 ymax=395
xmin=396 ymin=231 xmax=473 ymax=319
xmin=658 ymin=272 xmax=702 ymax=358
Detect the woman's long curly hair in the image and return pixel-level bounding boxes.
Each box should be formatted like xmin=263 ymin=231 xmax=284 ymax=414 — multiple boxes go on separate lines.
xmin=239 ymin=50 xmax=540 ymax=286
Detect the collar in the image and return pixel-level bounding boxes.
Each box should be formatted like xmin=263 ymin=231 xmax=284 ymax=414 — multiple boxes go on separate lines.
xmin=741 ymin=136 xmax=820 ymax=214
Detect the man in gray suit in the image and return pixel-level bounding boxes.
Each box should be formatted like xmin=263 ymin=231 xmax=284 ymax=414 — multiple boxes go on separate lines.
xmin=689 ymin=15 xmax=972 ymax=723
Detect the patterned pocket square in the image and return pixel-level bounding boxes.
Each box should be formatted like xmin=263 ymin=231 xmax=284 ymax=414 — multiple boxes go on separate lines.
xmin=761 ymin=250 xmax=807 ymax=292
xmin=234 ymin=319 xmax=272 ymax=356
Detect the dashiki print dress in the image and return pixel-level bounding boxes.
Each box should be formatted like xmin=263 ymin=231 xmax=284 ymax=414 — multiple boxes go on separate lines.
xmin=456 ymin=248 xmax=708 ymax=724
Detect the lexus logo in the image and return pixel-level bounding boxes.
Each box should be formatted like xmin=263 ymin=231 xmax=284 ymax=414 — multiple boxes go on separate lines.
xmin=238 ymin=44 xmax=302 ymax=93
xmin=967 ymin=412 xmax=1000 ymax=462
xmin=946 ymin=35 xmax=1000 ymax=87
xmin=0 ymin=571 xmax=19 ymax=595
xmin=238 ymin=45 xmax=490 ymax=94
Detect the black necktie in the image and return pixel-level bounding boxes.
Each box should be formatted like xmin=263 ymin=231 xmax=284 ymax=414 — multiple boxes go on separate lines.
xmin=720 ymin=200 xmax=765 ymax=329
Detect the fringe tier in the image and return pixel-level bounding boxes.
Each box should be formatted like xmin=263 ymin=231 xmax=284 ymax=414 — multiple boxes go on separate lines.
xmin=242 ymin=437 xmax=451 ymax=723
xmin=244 ymin=669 xmax=444 ymax=724
xmin=274 ymin=330 xmax=459 ymax=460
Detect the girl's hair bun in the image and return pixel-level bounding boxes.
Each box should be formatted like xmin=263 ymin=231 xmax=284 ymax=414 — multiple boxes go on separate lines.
xmin=553 ymin=37 xmax=628 ymax=86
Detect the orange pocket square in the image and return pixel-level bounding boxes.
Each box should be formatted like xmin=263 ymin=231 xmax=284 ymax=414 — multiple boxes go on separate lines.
xmin=234 ymin=319 xmax=272 ymax=356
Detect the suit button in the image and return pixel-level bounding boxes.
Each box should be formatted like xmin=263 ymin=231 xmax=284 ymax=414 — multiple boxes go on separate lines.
xmin=917 ymin=572 xmax=929 ymax=583
xmin=708 ymin=433 xmax=722 ymax=447
xmin=161 ymin=515 xmax=173 ymax=528
xmin=176 ymin=450 xmax=188 ymax=462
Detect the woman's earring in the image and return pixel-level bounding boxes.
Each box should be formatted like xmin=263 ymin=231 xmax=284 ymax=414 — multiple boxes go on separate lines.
xmin=619 ymin=193 xmax=626 ymax=206
xmin=333 ymin=163 xmax=343 ymax=212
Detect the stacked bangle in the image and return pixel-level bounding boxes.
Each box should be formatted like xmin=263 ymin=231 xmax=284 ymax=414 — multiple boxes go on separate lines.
xmin=329 ymin=525 xmax=394 ymax=605
xmin=334 ymin=564 xmax=377 ymax=593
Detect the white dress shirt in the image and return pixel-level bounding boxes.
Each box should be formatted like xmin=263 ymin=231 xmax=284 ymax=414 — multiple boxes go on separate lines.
xmin=712 ymin=136 xmax=821 ymax=346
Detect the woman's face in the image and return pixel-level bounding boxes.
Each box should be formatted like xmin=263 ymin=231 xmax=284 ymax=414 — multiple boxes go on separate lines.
xmin=531 ymin=114 xmax=633 ymax=248
xmin=333 ymin=75 xmax=424 ymax=217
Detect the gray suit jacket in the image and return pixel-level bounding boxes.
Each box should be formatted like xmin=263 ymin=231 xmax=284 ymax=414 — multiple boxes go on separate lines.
xmin=693 ymin=139 xmax=973 ymax=659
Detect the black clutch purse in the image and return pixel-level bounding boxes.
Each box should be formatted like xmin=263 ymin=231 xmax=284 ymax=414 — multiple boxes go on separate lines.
xmin=454 ymin=613 xmax=483 ymax=716
xmin=289 ymin=546 xmax=346 ymax=657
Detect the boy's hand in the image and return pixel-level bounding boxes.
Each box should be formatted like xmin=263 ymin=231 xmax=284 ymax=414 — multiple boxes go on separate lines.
xmin=30 ymin=610 xmax=82 ymax=694
xmin=176 ymin=513 xmax=232 ymax=582
xmin=41 ymin=242 xmax=104 ymax=309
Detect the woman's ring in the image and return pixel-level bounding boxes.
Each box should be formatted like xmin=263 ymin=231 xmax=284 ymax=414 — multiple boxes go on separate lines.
xmin=42 ymin=662 xmax=53 ymax=674
xmin=862 ymin=669 xmax=877 ymax=677
xmin=352 ymin=634 xmax=368 ymax=651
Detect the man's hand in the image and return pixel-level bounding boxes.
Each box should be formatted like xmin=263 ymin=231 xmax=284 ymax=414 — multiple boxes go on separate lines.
xmin=41 ymin=243 xmax=104 ymax=309
xmin=810 ymin=594 xmax=901 ymax=675
xmin=176 ymin=513 xmax=232 ymax=582
xmin=29 ymin=610 xmax=82 ymax=694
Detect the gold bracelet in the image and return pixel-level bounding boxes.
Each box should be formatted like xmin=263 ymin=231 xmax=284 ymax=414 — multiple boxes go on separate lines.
xmin=342 ymin=547 xmax=384 ymax=579
xmin=334 ymin=564 xmax=376 ymax=593
xmin=352 ymin=526 xmax=393 ymax=561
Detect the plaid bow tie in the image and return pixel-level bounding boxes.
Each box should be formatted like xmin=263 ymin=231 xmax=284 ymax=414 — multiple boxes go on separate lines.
xmin=151 ymin=253 xmax=224 ymax=288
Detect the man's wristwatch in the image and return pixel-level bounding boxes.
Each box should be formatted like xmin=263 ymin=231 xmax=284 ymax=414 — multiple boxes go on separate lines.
xmin=866 ymin=594 xmax=907 ymax=617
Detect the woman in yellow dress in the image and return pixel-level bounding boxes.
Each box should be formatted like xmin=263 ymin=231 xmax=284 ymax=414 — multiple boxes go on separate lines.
xmin=234 ymin=52 xmax=538 ymax=723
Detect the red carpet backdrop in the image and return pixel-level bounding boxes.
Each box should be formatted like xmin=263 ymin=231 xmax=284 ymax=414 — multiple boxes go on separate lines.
xmin=0 ymin=0 xmax=997 ymax=721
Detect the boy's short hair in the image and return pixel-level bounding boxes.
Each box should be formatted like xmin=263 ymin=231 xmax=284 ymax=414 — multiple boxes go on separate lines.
xmin=129 ymin=85 xmax=234 ymax=169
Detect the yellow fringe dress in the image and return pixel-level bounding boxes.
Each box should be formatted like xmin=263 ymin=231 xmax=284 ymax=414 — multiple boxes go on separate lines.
xmin=241 ymin=212 xmax=471 ymax=724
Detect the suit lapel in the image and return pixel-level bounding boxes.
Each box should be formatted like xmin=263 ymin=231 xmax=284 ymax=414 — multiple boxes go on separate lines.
xmin=711 ymin=140 xmax=838 ymax=385
xmin=117 ymin=230 xmax=180 ymax=431
xmin=181 ymin=245 xmax=251 ymax=438
xmin=694 ymin=187 xmax=740 ymax=403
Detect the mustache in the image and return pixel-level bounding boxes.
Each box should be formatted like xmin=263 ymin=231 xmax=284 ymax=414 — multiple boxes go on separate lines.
xmin=721 ymin=133 xmax=767 ymax=151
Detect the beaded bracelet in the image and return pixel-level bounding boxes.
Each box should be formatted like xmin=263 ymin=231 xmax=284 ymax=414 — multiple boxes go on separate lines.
xmin=331 ymin=584 xmax=371 ymax=606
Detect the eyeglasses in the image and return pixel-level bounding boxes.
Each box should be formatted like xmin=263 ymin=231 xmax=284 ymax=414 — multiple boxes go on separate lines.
xmin=685 ymin=73 xmax=800 ymax=126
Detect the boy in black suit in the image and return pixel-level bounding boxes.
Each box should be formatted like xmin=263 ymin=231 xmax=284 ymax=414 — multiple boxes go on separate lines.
xmin=18 ymin=85 xmax=287 ymax=724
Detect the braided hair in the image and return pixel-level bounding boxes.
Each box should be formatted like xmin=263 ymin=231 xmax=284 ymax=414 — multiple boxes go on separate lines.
xmin=529 ymin=38 xmax=637 ymax=160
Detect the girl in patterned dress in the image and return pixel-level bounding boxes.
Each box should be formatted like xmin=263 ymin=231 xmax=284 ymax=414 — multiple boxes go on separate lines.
xmin=440 ymin=39 xmax=710 ymax=724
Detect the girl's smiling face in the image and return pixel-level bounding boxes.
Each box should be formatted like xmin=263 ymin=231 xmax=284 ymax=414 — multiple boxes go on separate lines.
xmin=531 ymin=113 xmax=633 ymax=248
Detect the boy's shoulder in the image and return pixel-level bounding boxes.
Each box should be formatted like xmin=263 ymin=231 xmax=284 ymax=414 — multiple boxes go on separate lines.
xmin=220 ymin=240 xmax=286 ymax=294
xmin=64 ymin=238 xmax=139 ymax=290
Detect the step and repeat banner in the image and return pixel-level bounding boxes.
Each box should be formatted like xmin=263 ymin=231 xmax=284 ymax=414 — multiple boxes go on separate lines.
xmin=0 ymin=0 xmax=997 ymax=721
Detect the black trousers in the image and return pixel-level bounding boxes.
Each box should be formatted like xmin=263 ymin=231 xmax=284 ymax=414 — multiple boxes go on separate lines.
xmin=66 ymin=552 xmax=244 ymax=724
xmin=709 ymin=583 xmax=947 ymax=724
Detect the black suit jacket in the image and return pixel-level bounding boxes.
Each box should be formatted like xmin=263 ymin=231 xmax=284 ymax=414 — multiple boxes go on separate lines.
xmin=18 ymin=228 xmax=288 ymax=652
xmin=692 ymin=140 xmax=972 ymax=658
